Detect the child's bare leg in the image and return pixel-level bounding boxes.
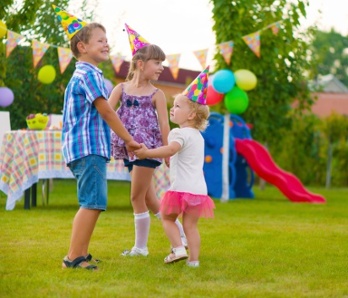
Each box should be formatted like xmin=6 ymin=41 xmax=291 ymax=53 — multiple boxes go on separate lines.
xmin=145 ymin=182 xmax=160 ymax=214
xmin=182 ymin=212 xmax=200 ymax=261
xmin=162 ymin=213 xmax=182 ymax=248
xmin=67 ymin=208 xmax=101 ymax=265
xmin=146 ymin=183 xmax=187 ymax=246
xmin=130 ymin=166 xmax=154 ymax=213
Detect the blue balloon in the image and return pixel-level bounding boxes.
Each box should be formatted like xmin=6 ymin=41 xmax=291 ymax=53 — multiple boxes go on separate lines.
xmin=212 ymin=69 xmax=235 ymax=94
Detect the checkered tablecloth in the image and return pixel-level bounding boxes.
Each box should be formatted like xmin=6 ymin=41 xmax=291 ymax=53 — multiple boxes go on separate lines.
xmin=0 ymin=130 xmax=170 ymax=210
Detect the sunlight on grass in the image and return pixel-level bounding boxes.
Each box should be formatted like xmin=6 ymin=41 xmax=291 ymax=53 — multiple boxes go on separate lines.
xmin=0 ymin=180 xmax=347 ymax=297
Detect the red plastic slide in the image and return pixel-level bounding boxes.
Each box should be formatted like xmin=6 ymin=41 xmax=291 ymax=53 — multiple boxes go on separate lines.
xmin=235 ymin=139 xmax=326 ymax=203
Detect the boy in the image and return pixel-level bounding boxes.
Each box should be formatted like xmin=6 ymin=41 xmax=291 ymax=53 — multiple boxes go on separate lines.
xmin=53 ymin=5 xmax=139 ymax=270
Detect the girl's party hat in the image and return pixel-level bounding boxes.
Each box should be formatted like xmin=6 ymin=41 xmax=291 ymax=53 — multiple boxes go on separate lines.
xmin=182 ymin=66 xmax=209 ymax=105
xmin=125 ymin=23 xmax=150 ymax=56
xmin=52 ymin=5 xmax=88 ymax=40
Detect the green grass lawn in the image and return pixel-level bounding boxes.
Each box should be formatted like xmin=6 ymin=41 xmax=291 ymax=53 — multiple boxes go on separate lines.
xmin=0 ymin=180 xmax=347 ymax=298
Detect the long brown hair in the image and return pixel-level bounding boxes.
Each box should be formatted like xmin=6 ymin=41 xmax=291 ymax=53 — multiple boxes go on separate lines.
xmin=126 ymin=44 xmax=166 ymax=81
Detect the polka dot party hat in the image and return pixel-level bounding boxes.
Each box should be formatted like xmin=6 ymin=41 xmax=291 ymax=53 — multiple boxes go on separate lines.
xmin=52 ymin=5 xmax=88 ymax=40
xmin=182 ymin=66 xmax=209 ymax=105
xmin=125 ymin=23 xmax=150 ymax=56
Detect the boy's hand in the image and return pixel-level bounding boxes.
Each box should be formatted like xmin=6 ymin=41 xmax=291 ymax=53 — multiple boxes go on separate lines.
xmin=134 ymin=143 xmax=149 ymax=160
xmin=125 ymin=140 xmax=141 ymax=153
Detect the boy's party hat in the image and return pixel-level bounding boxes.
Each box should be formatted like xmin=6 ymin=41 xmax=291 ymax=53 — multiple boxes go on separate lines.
xmin=125 ymin=23 xmax=150 ymax=56
xmin=182 ymin=66 xmax=209 ymax=105
xmin=52 ymin=5 xmax=88 ymax=40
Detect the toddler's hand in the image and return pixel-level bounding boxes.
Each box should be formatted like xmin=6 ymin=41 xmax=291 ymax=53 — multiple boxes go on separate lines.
xmin=164 ymin=157 xmax=170 ymax=168
xmin=134 ymin=143 xmax=149 ymax=160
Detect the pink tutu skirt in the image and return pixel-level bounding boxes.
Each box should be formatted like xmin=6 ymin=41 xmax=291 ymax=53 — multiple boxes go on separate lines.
xmin=160 ymin=191 xmax=215 ymax=218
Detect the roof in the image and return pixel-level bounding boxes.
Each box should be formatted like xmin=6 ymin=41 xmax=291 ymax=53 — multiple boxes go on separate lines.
xmin=309 ymin=74 xmax=348 ymax=93
xmin=311 ymin=92 xmax=348 ymax=117
xmin=115 ymin=61 xmax=200 ymax=87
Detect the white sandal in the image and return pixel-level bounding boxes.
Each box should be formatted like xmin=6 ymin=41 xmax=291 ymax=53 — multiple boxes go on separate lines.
xmin=164 ymin=246 xmax=188 ymax=264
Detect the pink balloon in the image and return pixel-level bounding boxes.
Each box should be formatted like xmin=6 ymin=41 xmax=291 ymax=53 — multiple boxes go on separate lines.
xmin=0 ymin=87 xmax=14 ymax=107
xmin=206 ymin=84 xmax=224 ymax=106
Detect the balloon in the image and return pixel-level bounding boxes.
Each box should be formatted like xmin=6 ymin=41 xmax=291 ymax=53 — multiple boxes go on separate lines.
xmin=104 ymin=78 xmax=114 ymax=96
xmin=0 ymin=87 xmax=14 ymax=107
xmin=0 ymin=20 xmax=7 ymax=39
xmin=206 ymin=85 xmax=224 ymax=106
xmin=234 ymin=69 xmax=257 ymax=91
xmin=38 ymin=65 xmax=56 ymax=84
xmin=224 ymin=86 xmax=249 ymax=114
xmin=211 ymin=69 xmax=235 ymax=94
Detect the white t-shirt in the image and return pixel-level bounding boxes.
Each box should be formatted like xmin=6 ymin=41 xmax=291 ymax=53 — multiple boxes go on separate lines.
xmin=168 ymin=127 xmax=207 ymax=195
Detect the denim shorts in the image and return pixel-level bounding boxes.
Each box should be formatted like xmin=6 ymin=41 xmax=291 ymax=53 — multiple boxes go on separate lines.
xmin=68 ymin=155 xmax=108 ymax=210
xmin=123 ymin=158 xmax=161 ymax=172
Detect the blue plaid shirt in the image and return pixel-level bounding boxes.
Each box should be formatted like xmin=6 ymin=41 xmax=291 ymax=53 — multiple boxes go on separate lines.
xmin=62 ymin=62 xmax=111 ymax=164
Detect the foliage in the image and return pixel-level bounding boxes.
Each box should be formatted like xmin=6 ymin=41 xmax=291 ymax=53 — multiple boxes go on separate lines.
xmin=0 ymin=0 xmax=107 ymax=129
xmin=270 ymin=112 xmax=348 ymax=186
xmin=209 ymin=0 xmax=315 ymax=148
xmin=309 ymin=29 xmax=348 ymax=87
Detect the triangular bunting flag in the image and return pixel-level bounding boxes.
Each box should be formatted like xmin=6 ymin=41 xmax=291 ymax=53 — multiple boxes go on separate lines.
xmin=193 ymin=48 xmax=208 ymax=69
xmin=110 ymin=55 xmax=125 ymax=74
xmin=270 ymin=22 xmax=281 ymax=35
xmin=6 ymin=30 xmax=25 ymax=57
xmin=242 ymin=31 xmax=261 ymax=58
xmin=32 ymin=40 xmax=50 ymax=68
xmin=166 ymin=53 xmax=181 ymax=80
xmin=218 ymin=41 xmax=234 ymax=65
xmin=57 ymin=47 xmax=73 ymax=74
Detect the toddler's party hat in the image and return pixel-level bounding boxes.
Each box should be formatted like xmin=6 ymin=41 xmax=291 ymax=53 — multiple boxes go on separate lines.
xmin=125 ymin=23 xmax=150 ymax=56
xmin=182 ymin=66 xmax=209 ymax=105
xmin=52 ymin=5 xmax=88 ymax=40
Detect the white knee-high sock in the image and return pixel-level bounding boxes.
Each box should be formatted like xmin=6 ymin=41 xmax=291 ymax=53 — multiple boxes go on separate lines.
xmin=155 ymin=212 xmax=186 ymax=239
xmin=134 ymin=211 xmax=150 ymax=249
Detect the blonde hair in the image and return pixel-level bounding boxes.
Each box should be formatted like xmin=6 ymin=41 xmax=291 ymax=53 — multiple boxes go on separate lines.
xmin=70 ymin=23 xmax=106 ymax=58
xmin=184 ymin=96 xmax=210 ymax=131
xmin=126 ymin=44 xmax=166 ymax=80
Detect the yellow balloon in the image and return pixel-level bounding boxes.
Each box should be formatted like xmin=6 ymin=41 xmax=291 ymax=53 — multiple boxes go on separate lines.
xmin=0 ymin=20 xmax=7 ymax=39
xmin=234 ymin=69 xmax=257 ymax=91
xmin=38 ymin=65 xmax=56 ymax=84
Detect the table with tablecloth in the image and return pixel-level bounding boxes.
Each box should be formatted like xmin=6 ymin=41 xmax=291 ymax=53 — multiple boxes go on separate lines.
xmin=0 ymin=130 xmax=170 ymax=210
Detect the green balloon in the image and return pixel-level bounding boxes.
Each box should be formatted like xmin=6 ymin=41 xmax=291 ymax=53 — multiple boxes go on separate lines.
xmin=224 ymin=86 xmax=249 ymax=114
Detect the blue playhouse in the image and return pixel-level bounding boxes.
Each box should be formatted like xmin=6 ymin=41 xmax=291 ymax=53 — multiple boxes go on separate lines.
xmin=202 ymin=112 xmax=255 ymax=200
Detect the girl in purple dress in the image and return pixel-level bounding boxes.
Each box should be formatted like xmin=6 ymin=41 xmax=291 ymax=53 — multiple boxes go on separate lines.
xmin=109 ymin=24 xmax=186 ymax=256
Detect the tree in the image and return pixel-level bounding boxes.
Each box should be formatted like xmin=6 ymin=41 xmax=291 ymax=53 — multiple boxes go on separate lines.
xmin=210 ymin=0 xmax=315 ymax=147
xmin=309 ymin=29 xmax=348 ymax=87
xmin=0 ymin=0 xmax=103 ymax=129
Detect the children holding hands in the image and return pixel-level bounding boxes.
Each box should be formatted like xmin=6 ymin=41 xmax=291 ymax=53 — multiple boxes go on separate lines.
xmin=53 ymin=5 xmax=212 ymax=269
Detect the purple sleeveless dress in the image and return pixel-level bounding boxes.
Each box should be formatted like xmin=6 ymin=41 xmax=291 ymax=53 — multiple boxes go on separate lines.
xmin=111 ymin=84 xmax=163 ymax=164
